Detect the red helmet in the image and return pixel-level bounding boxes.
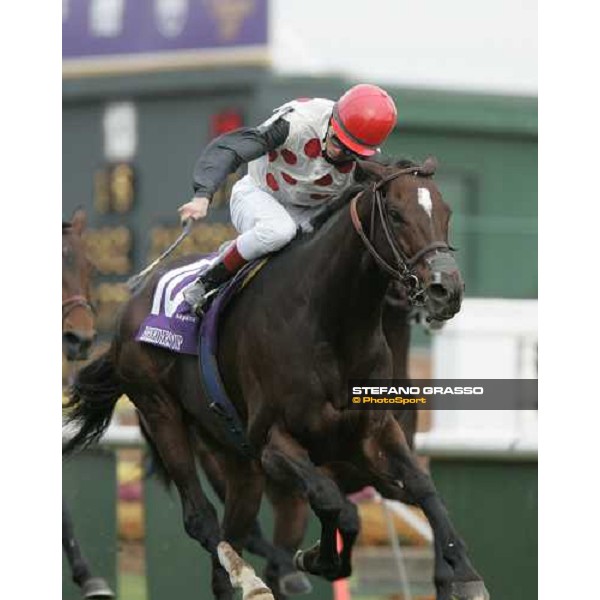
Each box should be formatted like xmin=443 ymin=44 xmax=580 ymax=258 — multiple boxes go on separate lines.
xmin=331 ymin=84 xmax=397 ymax=157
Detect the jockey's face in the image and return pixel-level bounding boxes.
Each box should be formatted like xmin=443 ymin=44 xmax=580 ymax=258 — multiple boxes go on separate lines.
xmin=324 ymin=126 xmax=357 ymax=164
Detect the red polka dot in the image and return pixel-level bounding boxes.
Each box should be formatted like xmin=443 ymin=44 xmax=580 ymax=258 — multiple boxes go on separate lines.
xmin=266 ymin=173 xmax=279 ymax=191
xmin=304 ymin=138 xmax=322 ymax=158
xmin=310 ymin=193 xmax=331 ymax=200
xmin=282 ymin=172 xmax=297 ymax=185
xmin=281 ymin=149 xmax=298 ymax=165
xmin=268 ymin=151 xmax=278 ymax=162
xmin=296 ymin=97 xmax=312 ymax=102
xmin=335 ymin=161 xmax=354 ymax=174
xmin=314 ymin=174 xmax=333 ymax=186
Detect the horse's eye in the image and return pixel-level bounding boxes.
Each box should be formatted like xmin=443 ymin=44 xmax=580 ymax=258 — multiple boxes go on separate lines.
xmin=389 ymin=210 xmax=404 ymax=225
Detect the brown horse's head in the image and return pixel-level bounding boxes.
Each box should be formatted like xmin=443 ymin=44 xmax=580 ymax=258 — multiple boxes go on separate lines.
xmin=357 ymin=157 xmax=464 ymax=321
xmin=63 ymin=209 xmax=96 ymax=361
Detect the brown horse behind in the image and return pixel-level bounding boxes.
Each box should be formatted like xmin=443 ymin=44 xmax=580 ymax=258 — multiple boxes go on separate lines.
xmin=63 ymin=209 xmax=96 ymax=361
xmin=62 ymin=208 xmax=114 ymax=599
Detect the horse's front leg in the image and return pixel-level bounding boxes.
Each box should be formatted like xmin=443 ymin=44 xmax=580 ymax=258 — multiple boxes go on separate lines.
xmin=261 ymin=424 xmax=344 ymax=581
xmin=362 ymin=416 xmax=490 ymax=600
xmin=316 ymin=463 xmax=364 ymax=580
xmin=335 ymin=498 xmax=360 ymax=579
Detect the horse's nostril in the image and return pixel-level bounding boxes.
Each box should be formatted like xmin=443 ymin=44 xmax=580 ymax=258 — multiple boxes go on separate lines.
xmin=428 ymin=283 xmax=449 ymax=300
xmin=63 ymin=331 xmax=95 ymax=353
xmin=63 ymin=332 xmax=80 ymax=347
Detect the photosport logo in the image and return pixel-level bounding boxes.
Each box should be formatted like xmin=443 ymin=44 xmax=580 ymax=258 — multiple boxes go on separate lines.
xmin=347 ymin=380 xmax=537 ymax=410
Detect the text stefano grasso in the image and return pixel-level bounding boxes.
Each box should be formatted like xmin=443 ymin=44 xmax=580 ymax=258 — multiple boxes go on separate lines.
xmin=351 ymin=386 xmax=484 ymax=395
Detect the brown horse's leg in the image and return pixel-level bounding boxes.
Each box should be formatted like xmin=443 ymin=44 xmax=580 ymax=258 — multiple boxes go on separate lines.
xmin=263 ymin=481 xmax=313 ymax=597
xmin=336 ymin=498 xmax=360 ymax=579
xmin=196 ymin=443 xmax=298 ymax=593
xmin=214 ymin=456 xmax=275 ymax=600
xmin=311 ymin=465 xmax=361 ymax=581
xmin=261 ymin=425 xmax=344 ymax=581
xmin=361 ymin=416 xmax=489 ymax=600
xmin=134 ymin=392 xmax=234 ymax=600
xmin=220 ymin=455 xmax=265 ymax=553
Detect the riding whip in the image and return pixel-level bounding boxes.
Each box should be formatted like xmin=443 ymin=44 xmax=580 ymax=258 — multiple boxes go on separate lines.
xmin=127 ymin=219 xmax=194 ymax=291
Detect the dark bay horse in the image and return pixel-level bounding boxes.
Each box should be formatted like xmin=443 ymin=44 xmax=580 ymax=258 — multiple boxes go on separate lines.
xmin=63 ymin=209 xmax=114 ymax=599
xmin=64 ymin=158 xmax=489 ymax=600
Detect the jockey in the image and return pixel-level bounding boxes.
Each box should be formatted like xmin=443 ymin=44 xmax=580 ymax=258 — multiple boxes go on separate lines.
xmin=179 ymin=84 xmax=398 ymax=314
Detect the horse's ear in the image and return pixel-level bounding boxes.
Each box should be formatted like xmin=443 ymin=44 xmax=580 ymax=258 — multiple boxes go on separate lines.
xmin=355 ymin=159 xmax=390 ymax=181
xmin=420 ymin=155 xmax=438 ymax=177
xmin=70 ymin=208 xmax=87 ymax=235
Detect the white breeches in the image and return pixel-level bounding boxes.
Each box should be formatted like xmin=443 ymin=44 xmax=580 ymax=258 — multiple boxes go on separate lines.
xmin=230 ymin=175 xmax=320 ymax=260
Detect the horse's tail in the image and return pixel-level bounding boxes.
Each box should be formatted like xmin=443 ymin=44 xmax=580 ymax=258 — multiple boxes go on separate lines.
xmin=63 ymin=347 xmax=123 ymax=457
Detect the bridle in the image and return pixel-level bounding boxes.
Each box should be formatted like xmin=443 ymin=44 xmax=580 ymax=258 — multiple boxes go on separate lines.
xmin=349 ymin=165 xmax=453 ymax=306
xmin=62 ymin=230 xmax=95 ymax=328
xmin=62 ymin=294 xmax=95 ymax=327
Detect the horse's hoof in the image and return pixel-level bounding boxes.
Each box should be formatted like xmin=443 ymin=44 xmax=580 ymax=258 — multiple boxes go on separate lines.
xmin=279 ymin=571 xmax=312 ymax=596
xmin=81 ymin=577 xmax=115 ymax=598
xmin=450 ymin=580 xmax=490 ymax=600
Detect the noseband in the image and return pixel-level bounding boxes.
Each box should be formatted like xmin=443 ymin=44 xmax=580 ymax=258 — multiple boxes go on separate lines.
xmin=349 ymin=166 xmax=452 ymax=305
xmin=62 ymin=294 xmax=95 ymax=326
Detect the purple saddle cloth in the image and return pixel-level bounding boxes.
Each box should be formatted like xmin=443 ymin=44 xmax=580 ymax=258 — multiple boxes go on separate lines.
xmin=135 ymin=255 xmax=216 ymax=354
xmin=135 ymin=255 xmax=265 ymax=355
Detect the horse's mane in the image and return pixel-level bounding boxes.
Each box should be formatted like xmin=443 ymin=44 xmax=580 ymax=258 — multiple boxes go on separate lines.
xmin=376 ymin=157 xmax=419 ymax=170
xmin=308 ymin=157 xmax=419 ymax=232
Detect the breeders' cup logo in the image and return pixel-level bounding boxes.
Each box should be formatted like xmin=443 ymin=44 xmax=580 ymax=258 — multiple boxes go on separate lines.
xmin=154 ymin=0 xmax=189 ymax=38
xmin=205 ymin=0 xmax=255 ymax=41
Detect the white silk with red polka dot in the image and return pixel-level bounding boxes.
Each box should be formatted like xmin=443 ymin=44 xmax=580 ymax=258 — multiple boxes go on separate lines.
xmin=247 ymin=98 xmax=356 ymax=208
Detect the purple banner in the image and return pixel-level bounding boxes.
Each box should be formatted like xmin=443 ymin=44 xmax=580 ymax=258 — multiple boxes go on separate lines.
xmin=63 ymin=0 xmax=268 ymax=73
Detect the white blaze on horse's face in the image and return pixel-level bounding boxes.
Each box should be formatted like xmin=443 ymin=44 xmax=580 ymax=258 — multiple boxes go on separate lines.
xmin=418 ymin=187 xmax=433 ymax=219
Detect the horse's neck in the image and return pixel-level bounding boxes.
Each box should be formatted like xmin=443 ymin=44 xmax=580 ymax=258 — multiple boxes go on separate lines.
xmin=303 ymin=196 xmax=390 ymax=341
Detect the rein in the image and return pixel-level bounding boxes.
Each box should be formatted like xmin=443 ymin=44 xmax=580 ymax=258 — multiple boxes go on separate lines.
xmin=62 ymin=294 xmax=95 ymax=325
xmin=349 ymin=166 xmax=451 ymax=305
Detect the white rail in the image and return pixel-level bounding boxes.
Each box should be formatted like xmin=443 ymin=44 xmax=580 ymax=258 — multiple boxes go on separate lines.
xmin=66 ymin=423 xmax=537 ymax=460
xmin=414 ymin=431 xmax=537 ymax=461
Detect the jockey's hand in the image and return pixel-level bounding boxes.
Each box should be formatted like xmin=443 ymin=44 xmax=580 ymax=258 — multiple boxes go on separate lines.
xmin=178 ymin=196 xmax=209 ymax=224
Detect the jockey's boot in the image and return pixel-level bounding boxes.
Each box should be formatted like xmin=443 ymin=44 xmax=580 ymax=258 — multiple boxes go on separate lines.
xmin=184 ymin=244 xmax=247 ymax=316
xmin=184 ymin=261 xmax=231 ymax=316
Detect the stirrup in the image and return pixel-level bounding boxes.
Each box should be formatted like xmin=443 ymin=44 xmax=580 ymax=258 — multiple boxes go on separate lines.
xmin=194 ymin=288 xmax=219 ymax=317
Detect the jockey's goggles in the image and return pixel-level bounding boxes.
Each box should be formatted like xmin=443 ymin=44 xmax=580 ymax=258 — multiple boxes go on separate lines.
xmin=328 ymin=130 xmax=359 ymax=159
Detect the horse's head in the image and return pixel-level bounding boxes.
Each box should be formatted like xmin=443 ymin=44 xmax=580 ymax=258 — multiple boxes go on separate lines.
xmin=62 ymin=209 xmax=96 ymax=361
xmin=356 ymin=157 xmax=464 ymax=321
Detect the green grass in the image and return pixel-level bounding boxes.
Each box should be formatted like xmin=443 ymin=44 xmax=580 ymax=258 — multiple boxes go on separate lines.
xmin=119 ymin=573 xmax=147 ymax=600
xmin=117 ymin=573 xmax=403 ymax=600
